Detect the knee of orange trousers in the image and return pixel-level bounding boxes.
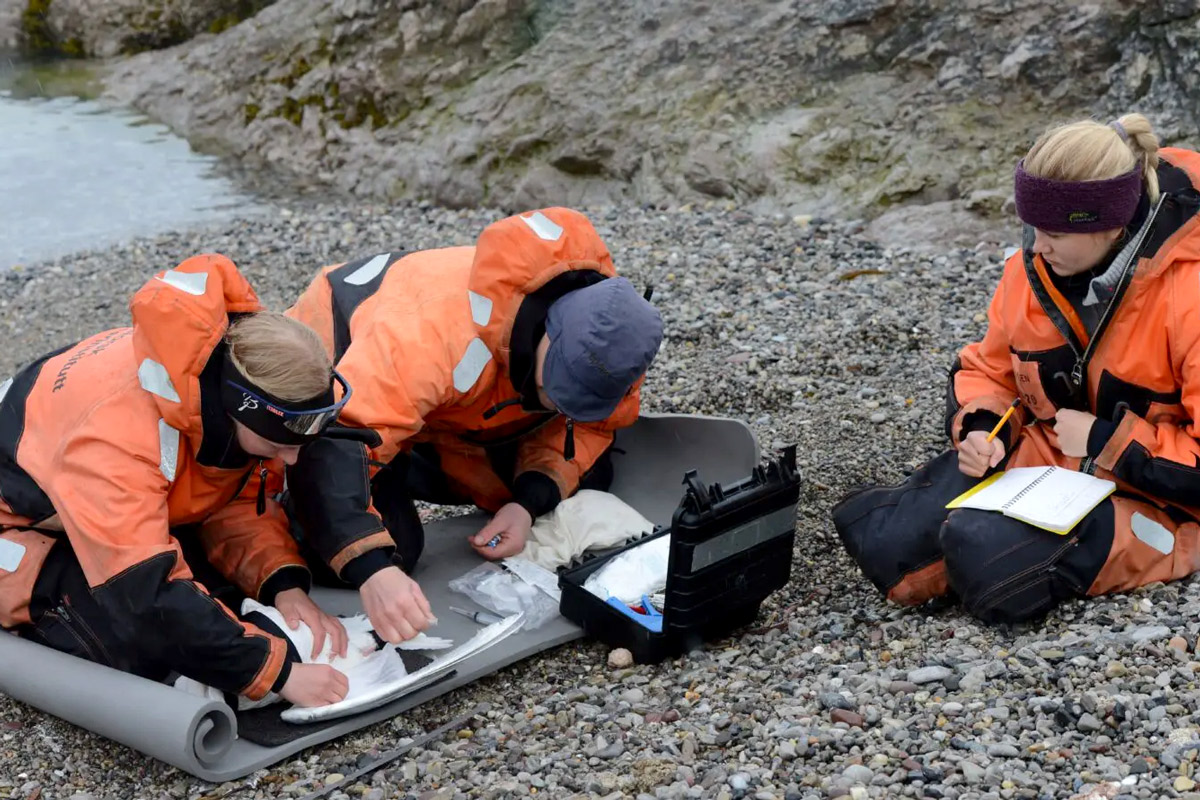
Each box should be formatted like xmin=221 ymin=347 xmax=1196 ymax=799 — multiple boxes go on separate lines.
xmin=833 ymin=486 xmax=951 ymax=606
xmin=1084 ymin=498 xmax=1200 ymax=595
xmin=888 ymin=560 xmax=950 ymax=606
xmin=939 ymin=506 xmax=1113 ymax=624
xmin=832 ymin=450 xmax=972 ymax=606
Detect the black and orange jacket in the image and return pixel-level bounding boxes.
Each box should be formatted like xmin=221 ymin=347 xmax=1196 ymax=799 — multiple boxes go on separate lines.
xmin=947 ymin=147 xmax=1200 ymax=514
xmin=284 ymin=208 xmax=643 ymax=584
xmin=0 ymin=255 xmax=308 ymax=699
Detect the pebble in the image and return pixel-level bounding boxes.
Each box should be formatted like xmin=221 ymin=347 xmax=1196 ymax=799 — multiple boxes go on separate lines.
xmin=842 ymin=765 xmax=873 ymax=784
xmin=830 ymin=709 xmax=865 ymax=727
xmin=960 ymin=761 xmax=985 ymax=784
xmin=596 ymin=741 xmax=625 ymax=759
xmin=1130 ymin=625 xmax=1171 ymax=643
xmin=1104 ymin=662 xmax=1128 ymax=678
xmin=608 ymin=648 xmax=634 ymax=669
xmin=959 ymin=667 xmax=986 ymax=692
xmin=820 ymin=692 xmax=854 ymax=710
xmin=908 ymin=666 xmax=953 ymax=684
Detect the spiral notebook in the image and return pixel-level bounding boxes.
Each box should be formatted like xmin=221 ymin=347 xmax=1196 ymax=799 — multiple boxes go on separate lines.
xmin=946 ymin=466 xmax=1116 ymax=535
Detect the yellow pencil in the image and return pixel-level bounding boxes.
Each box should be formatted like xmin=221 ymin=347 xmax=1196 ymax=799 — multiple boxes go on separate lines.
xmin=986 ymin=398 xmax=1021 ymax=442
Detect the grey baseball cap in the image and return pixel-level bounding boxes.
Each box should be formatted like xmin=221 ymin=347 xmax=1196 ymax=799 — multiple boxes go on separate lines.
xmin=543 ymin=277 xmax=664 ymax=422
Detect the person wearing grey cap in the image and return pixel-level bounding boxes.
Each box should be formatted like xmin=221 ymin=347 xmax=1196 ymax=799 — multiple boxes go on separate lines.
xmin=282 ymin=208 xmax=664 ymax=643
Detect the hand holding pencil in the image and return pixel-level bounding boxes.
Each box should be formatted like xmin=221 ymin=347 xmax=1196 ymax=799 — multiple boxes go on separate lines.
xmin=957 ymin=398 xmax=1020 ymax=478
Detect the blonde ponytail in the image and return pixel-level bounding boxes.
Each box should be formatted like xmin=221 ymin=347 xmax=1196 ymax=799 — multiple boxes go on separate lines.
xmin=225 ymin=312 xmax=332 ymax=402
xmin=1024 ymin=113 xmax=1160 ymax=203
xmin=1115 ymin=113 xmax=1161 ymax=203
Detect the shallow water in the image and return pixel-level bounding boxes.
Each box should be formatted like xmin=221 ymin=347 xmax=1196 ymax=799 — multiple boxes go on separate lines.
xmin=0 ymin=60 xmax=261 ymax=269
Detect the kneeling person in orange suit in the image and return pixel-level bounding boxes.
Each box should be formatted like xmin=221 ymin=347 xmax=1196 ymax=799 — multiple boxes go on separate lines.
xmin=0 ymin=256 xmax=359 ymax=708
xmin=283 ymin=208 xmax=665 ymax=643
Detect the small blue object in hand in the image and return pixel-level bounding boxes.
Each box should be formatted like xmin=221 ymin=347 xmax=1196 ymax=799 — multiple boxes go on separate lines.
xmin=486 ymin=534 xmax=502 ymax=548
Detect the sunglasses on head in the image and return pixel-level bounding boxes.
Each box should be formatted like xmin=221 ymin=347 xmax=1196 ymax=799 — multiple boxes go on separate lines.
xmin=225 ymin=369 xmax=352 ymax=437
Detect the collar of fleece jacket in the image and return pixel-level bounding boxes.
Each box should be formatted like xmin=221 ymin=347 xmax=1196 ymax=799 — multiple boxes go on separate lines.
xmin=466 ymin=208 xmax=618 ymax=408
xmin=128 ymin=254 xmax=265 ymax=459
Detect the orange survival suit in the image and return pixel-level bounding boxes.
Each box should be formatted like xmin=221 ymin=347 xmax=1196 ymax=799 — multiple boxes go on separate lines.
xmin=835 ymin=147 xmax=1200 ymax=622
xmin=0 ymin=256 xmax=307 ymax=699
xmin=284 ymin=208 xmax=643 ymax=586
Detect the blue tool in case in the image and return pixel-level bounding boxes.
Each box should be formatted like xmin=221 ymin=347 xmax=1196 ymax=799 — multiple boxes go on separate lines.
xmin=604 ymin=594 xmax=664 ymax=632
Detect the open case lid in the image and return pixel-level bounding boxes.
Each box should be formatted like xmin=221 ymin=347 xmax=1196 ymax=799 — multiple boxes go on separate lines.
xmin=557 ymin=445 xmax=801 ymax=637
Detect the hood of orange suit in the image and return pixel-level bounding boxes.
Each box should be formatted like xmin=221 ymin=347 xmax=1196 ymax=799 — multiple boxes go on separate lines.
xmin=466 ymin=208 xmax=617 ymax=358
xmin=127 ymin=254 xmax=263 ymax=441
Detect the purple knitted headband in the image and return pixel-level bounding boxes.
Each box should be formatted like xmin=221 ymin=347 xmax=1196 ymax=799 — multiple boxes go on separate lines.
xmin=1013 ymin=158 xmax=1143 ymax=233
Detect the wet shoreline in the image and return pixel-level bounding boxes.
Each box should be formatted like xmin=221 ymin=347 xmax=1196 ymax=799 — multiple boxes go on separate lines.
xmin=0 ymin=58 xmax=277 ymax=269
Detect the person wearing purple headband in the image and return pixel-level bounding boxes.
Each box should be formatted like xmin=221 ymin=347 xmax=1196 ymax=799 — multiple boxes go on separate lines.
xmin=835 ymin=114 xmax=1200 ymax=623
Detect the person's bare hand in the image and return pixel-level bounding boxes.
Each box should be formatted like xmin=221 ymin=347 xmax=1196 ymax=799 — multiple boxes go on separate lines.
xmin=1053 ymin=409 xmax=1097 ymax=458
xmin=279 ymin=663 xmax=348 ymax=707
xmin=468 ymin=502 xmax=531 ymax=560
xmin=957 ymin=430 xmax=1006 ymax=477
xmin=359 ymin=566 xmax=434 ymax=643
xmin=275 ymin=587 xmax=348 ymax=660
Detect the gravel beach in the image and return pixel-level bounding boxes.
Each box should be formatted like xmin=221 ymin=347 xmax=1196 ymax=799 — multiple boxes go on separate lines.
xmin=2 ymin=199 xmax=1198 ymax=800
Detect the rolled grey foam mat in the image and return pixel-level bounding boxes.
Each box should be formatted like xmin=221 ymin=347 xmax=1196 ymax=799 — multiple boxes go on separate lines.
xmin=0 ymin=414 xmax=759 ymax=780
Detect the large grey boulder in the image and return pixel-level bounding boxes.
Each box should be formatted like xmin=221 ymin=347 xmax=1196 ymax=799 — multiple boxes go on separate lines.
xmin=0 ymin=0 xmax=21 ymax=54
xmin=97 ymin=0 xmax=1200 ymax=241
xmin=12 ymin=0 xmax=275 ymax=58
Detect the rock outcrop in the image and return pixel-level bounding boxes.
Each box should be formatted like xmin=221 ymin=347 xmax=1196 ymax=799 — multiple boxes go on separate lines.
xmin=91 ymin=0 xmax=1200 ymax=245
xmin=12 ymin=0 xmax=274 ymax=57
xmin=0 ymin=0 xmax=21 ymax=54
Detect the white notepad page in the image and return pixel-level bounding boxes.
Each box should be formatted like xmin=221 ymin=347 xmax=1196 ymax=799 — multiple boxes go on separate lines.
xmin=954 ymin=466 xmax=1115 ymax=532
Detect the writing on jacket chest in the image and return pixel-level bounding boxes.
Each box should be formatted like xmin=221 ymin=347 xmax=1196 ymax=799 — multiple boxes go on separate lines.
xmin=1011 ymin=343 xmax=1183 ymax=424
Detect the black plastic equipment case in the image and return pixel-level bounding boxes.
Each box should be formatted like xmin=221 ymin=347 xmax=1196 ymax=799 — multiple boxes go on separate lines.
xmin=557 ymin=446 xmax=801 ymax=663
